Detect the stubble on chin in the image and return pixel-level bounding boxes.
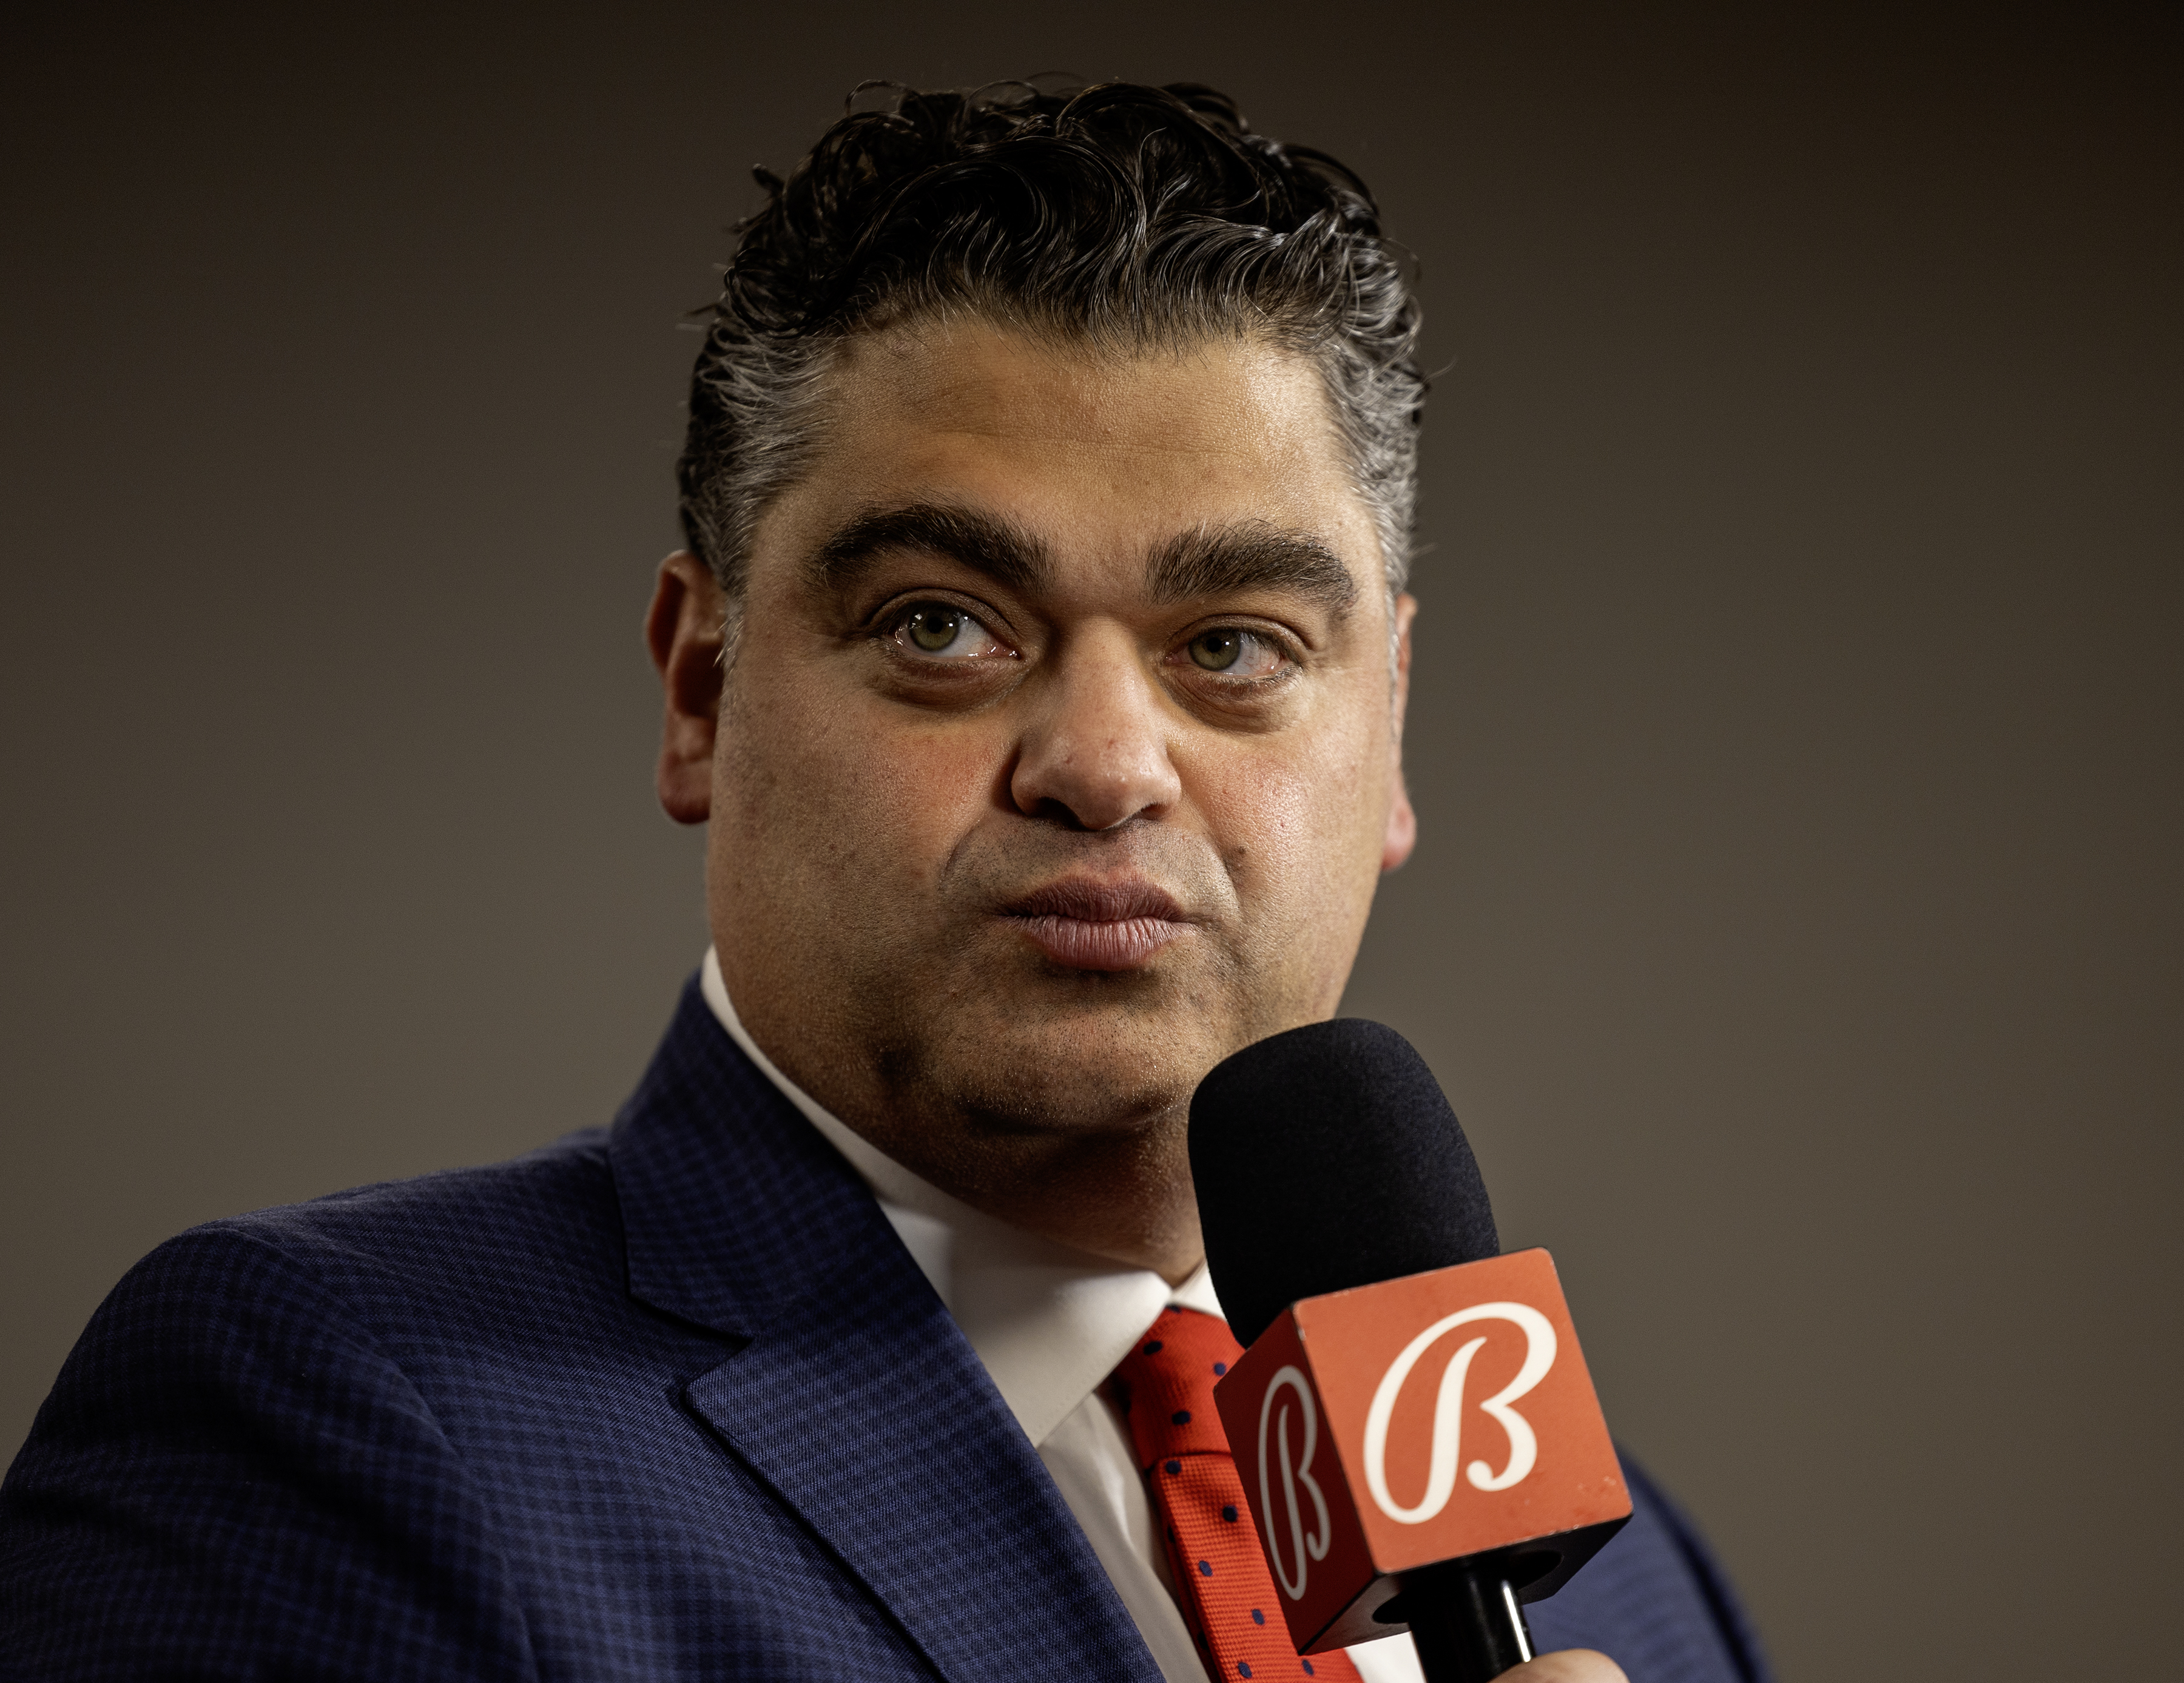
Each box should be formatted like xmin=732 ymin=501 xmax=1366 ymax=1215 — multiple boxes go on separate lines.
xmin=841 ymin=933 xmax=1235 ymax=1138
xmin=823 ymin=826 xmax=1302 ymax=1150
xmin=832 ymin=954 xmax=1225 ymax=1261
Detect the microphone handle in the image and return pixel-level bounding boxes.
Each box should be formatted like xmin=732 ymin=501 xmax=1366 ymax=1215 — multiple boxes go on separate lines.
xmin=1400 ymin=1553 xmax=1535 ymax=1683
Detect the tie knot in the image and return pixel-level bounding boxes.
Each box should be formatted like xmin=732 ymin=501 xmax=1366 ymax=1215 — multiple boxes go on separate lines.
xmin=1111 ymin=1306 xmax=1244 ymax=1468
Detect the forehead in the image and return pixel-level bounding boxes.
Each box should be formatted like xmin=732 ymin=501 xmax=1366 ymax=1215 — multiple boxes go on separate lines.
xmin=768 ymin=319 xmax=1378 ymax=582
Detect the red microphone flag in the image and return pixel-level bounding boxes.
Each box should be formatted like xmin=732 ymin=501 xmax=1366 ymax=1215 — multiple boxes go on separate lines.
xmin=1211 ymin=1249 xmax=1631 ymax=1654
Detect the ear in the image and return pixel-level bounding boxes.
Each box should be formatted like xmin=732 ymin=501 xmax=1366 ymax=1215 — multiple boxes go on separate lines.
xmin=1381 ymin=592 xmax=1418 ymax=872
xmin=644 ymin=551 xmax=727 ymax=825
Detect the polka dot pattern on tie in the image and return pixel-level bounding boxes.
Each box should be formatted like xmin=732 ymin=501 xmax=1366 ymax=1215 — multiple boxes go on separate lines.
xmin=1111 ymin=1306 xmax=1360 ymax=1683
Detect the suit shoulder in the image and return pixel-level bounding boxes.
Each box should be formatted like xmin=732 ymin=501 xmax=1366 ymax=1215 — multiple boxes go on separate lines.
xmin=1525 ymin=1451 xmax=1774 ymax=1683
xmin=109 ymin=1127 xmax=627 ymax=1359
xmin=217 ymin=1125 xmax=614 ymax=1255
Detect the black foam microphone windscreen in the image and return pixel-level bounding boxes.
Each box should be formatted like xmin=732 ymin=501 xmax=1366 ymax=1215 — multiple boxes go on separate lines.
xmin=1189 ymin=1019 xmax=1500 ymax=1345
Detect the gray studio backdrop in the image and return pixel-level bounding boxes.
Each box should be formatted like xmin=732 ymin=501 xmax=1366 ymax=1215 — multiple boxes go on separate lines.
xmin=4 ymin=5 xmax=2177 ymax=1679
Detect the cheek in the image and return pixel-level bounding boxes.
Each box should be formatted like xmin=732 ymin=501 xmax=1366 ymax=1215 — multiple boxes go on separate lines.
xmin=848 ymin=721 xmax=1007 ymax=879
xmin=1190 ymin=707 xmax=1389 ymax=926
xmin=715 ymin=669 xmax=1002 ymax=908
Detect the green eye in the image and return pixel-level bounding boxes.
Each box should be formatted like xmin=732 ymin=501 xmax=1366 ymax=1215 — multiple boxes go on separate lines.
xmin=907 ymin=607 xmax=964 ymax=652
xmin=1188 ymin=629 xmax=1244 ymax=671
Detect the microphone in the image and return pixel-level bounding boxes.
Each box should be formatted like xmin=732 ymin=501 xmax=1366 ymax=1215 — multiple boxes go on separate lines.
xmin=1190 ymin=1020 xmax=1631 ymax=1683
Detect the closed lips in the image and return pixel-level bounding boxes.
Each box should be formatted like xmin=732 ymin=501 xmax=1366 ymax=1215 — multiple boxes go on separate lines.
xmin=1000 ymin=879 xmax=1192 ymax=971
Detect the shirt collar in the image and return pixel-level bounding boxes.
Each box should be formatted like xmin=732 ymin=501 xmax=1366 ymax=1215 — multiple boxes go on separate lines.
xmin=699 ymin=948 xmax=1221 ymax=1446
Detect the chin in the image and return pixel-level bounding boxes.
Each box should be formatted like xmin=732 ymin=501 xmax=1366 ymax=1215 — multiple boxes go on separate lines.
xmin=891 ymin=1008 xmax=1179 ymax=1126
xmin=909 ymin=985 xmax=1230 ymax=1136
xmin=841 ymin=925 xmax=1327 ymax=1139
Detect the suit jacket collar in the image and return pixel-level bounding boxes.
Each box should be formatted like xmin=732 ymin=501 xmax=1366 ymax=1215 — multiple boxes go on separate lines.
xmin=609 ymin=977 xmax=1165 ymax=1683
xmin=612 ymin=975 xmax=879 ymax=1338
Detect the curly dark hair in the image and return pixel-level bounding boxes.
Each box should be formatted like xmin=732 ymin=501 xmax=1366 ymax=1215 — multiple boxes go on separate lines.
xmin=676 ymin=79 xmax=1426 ymax=613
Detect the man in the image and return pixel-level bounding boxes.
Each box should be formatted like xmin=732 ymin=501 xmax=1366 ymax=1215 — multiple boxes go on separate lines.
xmin=1 ymin=83 xmax=1767 ymax=1682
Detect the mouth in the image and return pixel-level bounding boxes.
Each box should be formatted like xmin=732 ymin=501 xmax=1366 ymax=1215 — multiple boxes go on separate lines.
xmin=997 ymin=876 xmax=1194 ymax=972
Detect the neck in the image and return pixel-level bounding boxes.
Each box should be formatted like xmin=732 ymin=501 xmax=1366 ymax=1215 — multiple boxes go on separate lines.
xmin=863 ymin=1108 xmax=1208 ymax=1283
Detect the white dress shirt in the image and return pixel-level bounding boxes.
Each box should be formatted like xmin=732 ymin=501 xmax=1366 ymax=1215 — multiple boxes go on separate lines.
xmin=699 ymin=951 xmax=1424 ymax=1683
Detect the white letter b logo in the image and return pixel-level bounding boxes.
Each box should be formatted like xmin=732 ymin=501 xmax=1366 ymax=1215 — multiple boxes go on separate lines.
xmin=1256 ymin=1365 xmax=1333 ymax=1600
xmin=1361 ymin=1301 xmax=1557 ymax=1525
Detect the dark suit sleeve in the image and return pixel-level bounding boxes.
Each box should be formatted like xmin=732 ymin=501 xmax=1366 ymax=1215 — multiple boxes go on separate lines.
xmin=1616 ymin=1459 xmax=1773 ymax=1683
xmin=0 ymin=1226 xmax=538 ymax=1681
xmin=1517 ymin=1446 xmax=1776 ymax=1683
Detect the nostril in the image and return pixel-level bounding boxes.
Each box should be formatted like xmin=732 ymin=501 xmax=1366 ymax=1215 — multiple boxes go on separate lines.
xmin=1026 ymin=797 xmax=1094 ymax=832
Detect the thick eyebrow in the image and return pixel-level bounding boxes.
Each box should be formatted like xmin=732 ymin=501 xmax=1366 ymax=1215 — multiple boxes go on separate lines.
xmin=1145 ymin=522 xmax=1360 ymax=616
xmin=807 ymin=502 xmax=1051 ymax=596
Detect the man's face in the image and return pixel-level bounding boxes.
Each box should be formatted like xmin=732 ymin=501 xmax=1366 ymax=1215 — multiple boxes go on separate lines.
xmin=668 ymin=318 xmax=1414 ymax=1248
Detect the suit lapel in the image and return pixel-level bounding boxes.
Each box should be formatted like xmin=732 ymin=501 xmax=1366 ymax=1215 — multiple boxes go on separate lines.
xmin=686 ymin=1216 xmax=1163 ymax=1683
xmin=613 ymin=980 xmax=1163 ymax=1683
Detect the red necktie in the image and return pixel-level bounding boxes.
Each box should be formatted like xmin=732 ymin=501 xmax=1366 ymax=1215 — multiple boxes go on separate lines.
xmin=1113 ymin=1306 xmax=1363 ymax=1683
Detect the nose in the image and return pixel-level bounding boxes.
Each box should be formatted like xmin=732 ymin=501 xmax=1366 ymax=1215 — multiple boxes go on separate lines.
xmin=1008 ymin=627 xmax=1182 ymax=831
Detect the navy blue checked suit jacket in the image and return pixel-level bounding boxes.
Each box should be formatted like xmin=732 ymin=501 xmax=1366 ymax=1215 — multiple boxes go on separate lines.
xmin=2 ymin=979 xmax=1772 ymax=1682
